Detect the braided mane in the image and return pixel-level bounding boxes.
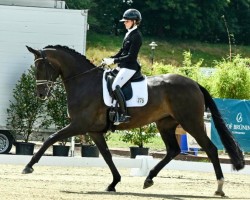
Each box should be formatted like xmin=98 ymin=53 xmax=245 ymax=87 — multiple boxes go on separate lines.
xmin=44 ymin=45 xmax=95 ymax=67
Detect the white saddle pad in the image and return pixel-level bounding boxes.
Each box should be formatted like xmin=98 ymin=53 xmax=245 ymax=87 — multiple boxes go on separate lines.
xmin=102 ymin=70 xmax=148 ymax=107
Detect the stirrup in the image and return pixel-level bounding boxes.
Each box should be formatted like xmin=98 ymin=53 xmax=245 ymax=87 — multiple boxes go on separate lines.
xmin=114 ymin=114 xmax=131 ymax=125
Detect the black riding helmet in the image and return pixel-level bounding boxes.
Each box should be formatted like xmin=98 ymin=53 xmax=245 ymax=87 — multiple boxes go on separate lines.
xmin=120 ymin=9 xmax=142 ymax=24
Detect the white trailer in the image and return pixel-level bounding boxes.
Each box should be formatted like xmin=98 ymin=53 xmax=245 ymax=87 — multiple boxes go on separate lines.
xmin=0 ymin=0 xmax=88 ymax=153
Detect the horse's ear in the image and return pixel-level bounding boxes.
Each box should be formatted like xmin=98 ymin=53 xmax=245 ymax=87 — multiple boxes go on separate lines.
xmin=26 ymin=45 xmax=41 ymax=57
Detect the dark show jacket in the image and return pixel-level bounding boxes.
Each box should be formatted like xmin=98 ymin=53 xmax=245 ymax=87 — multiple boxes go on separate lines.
xmin=111 ymin=28 xmax=142 ymax=71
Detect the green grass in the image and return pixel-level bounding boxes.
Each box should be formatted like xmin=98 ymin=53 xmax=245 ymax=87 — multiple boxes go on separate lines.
xmin=107 ymin=132 xmax=166 ymax=151
xmin=86 ymin=31 xmax=250 ymax=68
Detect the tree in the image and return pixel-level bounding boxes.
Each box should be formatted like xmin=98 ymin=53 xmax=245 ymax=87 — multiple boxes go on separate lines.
xmin=65 ymin=0 xmax=99 ymax=32
xmin=6 ymin=67 xmax=45 ymax=142
xmin=66 ymin=0 xmax=250 ymax=44
xmin=225 ymin=0 xmax=250 ymax=44
xmin=65 ymin=0 xmax=129 ymax=34
xmin=42 ymin=79 xmax=70 ymax=145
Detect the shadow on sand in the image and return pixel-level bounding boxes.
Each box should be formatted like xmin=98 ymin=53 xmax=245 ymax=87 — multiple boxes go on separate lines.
xmin=61 ymin=190 xmax=249 ymax=200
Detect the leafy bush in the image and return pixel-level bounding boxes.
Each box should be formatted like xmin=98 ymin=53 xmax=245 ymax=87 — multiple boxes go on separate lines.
xmin=76 ymin=132 xmax=111 ymax=146
xmin=210 ymin=55 xmax=250 ymax=99
xmin=120 ymin=123 xmax=157 ymax=148
xmin=42 ymin=79 xmax=70 ymax=145
xmin=152 ymin=51 xmax=250 ymax=100
xmin=6 ymin=66 xmax=44 ymax=142
xmin=152 ymin=62 xmax=177 ymax=75
xmin=152 ymin=51 xmax=204 ymax=80
xmin=178 ymin=51 xmax=204 ymax=81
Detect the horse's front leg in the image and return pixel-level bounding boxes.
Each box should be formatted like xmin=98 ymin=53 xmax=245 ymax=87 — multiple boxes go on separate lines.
xmin=89 ymin=132 xmax=121 ymax=192
xmin=22 ymin=124 xmax=78 ymax=174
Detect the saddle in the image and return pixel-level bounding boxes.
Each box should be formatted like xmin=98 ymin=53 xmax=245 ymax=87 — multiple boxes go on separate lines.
xmin=105 ymin=68 xmax=145 ymax=101
xmin=105 ymin=69 xmax=145 ymax=127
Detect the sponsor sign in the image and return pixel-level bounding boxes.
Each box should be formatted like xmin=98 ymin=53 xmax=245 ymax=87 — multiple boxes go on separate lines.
xmin=211 ymin=98 xmax=250 ymax=152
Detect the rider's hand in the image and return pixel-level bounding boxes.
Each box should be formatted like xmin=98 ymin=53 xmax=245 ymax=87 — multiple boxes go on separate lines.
xmin=102 ymin=58 xmax=114 ymax=66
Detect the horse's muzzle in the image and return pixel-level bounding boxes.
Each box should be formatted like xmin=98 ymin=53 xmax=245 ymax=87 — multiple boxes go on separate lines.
xmin=37 ymin=92 xmax=47 ymax=100
xmin=36 ymin=85 xmax=51 ymax=99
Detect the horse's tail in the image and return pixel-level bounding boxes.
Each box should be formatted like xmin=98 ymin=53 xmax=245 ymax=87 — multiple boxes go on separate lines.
xmin=198 ymin=84 xmax=245 ymax=170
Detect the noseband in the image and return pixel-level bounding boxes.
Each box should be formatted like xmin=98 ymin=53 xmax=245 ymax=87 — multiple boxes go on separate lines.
xmin=34 ymin=50 xmax=60 ymax=98
xmin=34 ymin=50 xmax=59 ymax=86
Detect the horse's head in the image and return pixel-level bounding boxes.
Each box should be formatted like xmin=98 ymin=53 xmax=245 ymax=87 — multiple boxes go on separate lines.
xmin=26 ymin=46 xmax=60 ymax=99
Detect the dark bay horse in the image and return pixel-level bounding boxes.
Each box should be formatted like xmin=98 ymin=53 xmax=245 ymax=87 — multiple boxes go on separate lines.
xmin=24 ymin=45 xmax=245 ymax=196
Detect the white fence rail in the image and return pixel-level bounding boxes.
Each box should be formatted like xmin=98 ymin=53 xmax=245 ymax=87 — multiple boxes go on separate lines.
xmin=0 ymin=155 xmax=249 ymax=176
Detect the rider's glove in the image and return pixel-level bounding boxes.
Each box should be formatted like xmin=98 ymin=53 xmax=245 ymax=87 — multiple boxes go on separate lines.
xmin=102 ymin=58 xmax=114 ymax=66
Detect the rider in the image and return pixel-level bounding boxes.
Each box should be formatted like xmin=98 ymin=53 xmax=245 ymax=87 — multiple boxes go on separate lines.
xmin=102 ymin=8 xmax=143 ymax=125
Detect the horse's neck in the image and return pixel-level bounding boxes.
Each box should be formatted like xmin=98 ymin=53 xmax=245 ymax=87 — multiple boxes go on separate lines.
xmin=63 ymin=67 xmax=104 ymax=105
xmin=48 ymin=49 xmax=94 ymax=80
xmin=46 ymin=49 xmax=103 ymax=100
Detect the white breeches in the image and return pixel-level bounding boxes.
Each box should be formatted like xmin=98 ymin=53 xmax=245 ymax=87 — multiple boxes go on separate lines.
xmin=112 ymin=68 xmax=136 ymax=91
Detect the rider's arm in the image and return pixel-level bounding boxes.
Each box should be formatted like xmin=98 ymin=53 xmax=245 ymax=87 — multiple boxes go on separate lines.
xmin=113 ymin=33 xmax=142 ymax=64
xmin=111 ymin=48 xmax=123 ymax=59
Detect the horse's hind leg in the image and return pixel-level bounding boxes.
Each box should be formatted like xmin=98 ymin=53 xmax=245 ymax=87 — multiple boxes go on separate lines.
xmin=144 ymin=117 xmax=179 ymax=189
xmin=184 ymin=123 xmax=225 ymax=196
xmin=89 ymin=132 xmax=121 ymax=192
xmin=195 ymin=135 xmax=225 ymax=196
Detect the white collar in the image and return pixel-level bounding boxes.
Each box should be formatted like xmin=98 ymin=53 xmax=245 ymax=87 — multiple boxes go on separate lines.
xmin=125 ymin=25 xmax=137 ymax=39
xmin=127 ymin=25 xmax=137 ymax=33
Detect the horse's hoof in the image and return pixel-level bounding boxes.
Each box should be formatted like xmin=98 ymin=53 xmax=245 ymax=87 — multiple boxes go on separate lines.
xmin=214 ymin=190 xmax=225 ymax=197
xmin=105 ymin=186 xmax=116 ymax=192
xmin=143 ymin=178 xmax=154 ymax=189
xmin=22 ymin=166 xmax=34 ymax=174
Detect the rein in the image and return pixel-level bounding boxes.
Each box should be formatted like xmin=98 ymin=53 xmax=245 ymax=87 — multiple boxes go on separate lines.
xmin=62 ymin=66 xmax=100 ymax=83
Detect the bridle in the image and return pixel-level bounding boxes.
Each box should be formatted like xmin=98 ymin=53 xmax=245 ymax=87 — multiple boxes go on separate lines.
xmin=33 ymin=50 xmax=60 ymax=99
xmin=34 ymin=50 xmax=102 ymax=89
xmin=34 ymin=50 xmax=59 ymax=87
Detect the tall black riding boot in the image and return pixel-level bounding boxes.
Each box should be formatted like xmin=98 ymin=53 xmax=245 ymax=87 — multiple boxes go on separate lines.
xmin=113 ymin=85 xmax=131 ymax=125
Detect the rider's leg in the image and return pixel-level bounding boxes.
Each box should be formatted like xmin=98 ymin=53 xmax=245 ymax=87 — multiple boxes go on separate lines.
xmin=112 ymin=68 xmax=136 ymax=91
xmin=113 ymin=85 xmax=130 ymax=124
xmin=112 ymin=68 xmax=136 ymax=124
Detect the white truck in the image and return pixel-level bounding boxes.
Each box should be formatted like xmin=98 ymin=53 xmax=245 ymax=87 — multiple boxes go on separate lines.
xmin=0 ymin=0 xmax=88 ymax=153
